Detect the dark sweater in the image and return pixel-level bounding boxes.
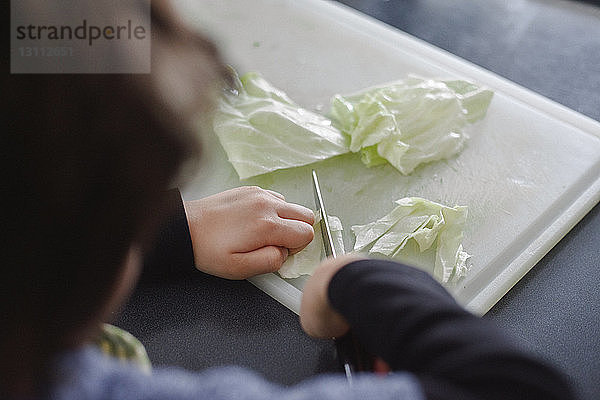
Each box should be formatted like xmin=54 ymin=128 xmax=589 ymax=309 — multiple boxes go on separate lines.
xmin=329 ymin=260 xmax=574 ymax=400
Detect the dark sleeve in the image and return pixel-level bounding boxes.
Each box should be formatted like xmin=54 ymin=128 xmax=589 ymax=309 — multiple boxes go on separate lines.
xmin=328 ymin=259 xmax=574 ymax=400
xmin=139 ymin=189 xmax=196 ymax=283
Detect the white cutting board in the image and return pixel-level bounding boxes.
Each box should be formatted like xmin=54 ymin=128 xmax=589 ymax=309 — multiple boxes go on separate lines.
xmin=173 ymin=0 xmax=600 ymax=315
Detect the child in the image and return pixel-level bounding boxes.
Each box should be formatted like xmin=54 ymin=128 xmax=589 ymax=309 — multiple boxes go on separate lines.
xmin=2 ymin=1 xmax=573 ymax=399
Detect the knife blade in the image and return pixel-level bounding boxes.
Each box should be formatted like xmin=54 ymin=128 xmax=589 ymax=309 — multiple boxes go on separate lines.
xmin=311 ymin=169 xmax=337 ymax=259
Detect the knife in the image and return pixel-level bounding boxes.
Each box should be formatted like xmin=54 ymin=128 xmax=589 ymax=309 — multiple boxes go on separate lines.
xmin=311 ymin=170 xmax=373 ymax=384
xmin=311 ymin=169 xmax=337 ymax=259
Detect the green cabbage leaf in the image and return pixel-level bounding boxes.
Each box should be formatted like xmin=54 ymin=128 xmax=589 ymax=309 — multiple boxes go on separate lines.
xmin=330 ymin=76 xmax=493 ymax=174
xmin=213 ymin=71 xmax=349 ymax=179
xmin=352 ymin=197 xmax=471 ymax=283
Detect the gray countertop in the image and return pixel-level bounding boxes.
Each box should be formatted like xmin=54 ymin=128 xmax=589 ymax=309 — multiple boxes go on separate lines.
xmin=116 ymin=1 xmax=600 ymax=399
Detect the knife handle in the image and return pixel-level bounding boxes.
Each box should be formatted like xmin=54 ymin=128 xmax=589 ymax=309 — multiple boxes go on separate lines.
xmin=335 ymin=331 xmax=374 ymax=382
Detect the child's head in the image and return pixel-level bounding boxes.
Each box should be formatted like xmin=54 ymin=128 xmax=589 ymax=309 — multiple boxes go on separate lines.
xmin=1 ymin=0 xmax=227 ymax=394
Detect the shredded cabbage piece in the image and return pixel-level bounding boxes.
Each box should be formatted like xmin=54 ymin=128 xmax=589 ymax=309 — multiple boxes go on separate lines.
xmin=330 ymin=76 xmax=493 ymax=174
xmin=213 ymin=71 xmax=349 ymax=179
xmin=352 ymin=197 xmax=471 ymax=283
xmin=278 ymin=211 xmax=344 ymax=279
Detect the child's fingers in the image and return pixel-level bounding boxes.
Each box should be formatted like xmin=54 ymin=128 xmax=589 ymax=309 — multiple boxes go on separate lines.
xmin=230 ymin=246 xmax=289 ymax=278
xmin=277 ymin=203 xmax=315 ymax=225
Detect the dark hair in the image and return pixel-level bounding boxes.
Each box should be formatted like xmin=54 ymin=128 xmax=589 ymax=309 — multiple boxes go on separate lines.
xmin=1 ymin=0 xmax=227 ymax=394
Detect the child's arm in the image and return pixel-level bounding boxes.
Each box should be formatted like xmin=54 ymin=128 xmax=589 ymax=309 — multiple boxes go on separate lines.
xmin=301 ymin=257 xmax=575 ymax=400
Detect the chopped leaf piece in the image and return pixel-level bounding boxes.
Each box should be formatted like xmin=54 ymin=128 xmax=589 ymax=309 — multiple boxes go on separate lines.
xmin=351 ymin=197 xmax=471 ymax=283
xmin=278 ymin=211 xmax=344 ymax=279
xmin=330 ymin=76 xmax=493 ymax=174
xmin=213 ymin=71 xmax=349 ymax=179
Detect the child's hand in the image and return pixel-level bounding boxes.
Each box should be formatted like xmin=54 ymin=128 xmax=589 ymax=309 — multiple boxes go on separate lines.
xmin=300 ymin=253 xmax=365 ymax=339
xmin=184 ymin=186 xmax=314 ymax=279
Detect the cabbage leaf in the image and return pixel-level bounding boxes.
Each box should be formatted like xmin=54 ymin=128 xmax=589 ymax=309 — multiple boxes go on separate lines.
xmin=213 ymin=71 xmax=349 ymax=179
xmin=330 ymin=76 xmax=493 ymax=174
xmin=352 ymin=197 xmax=471 ymax=283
